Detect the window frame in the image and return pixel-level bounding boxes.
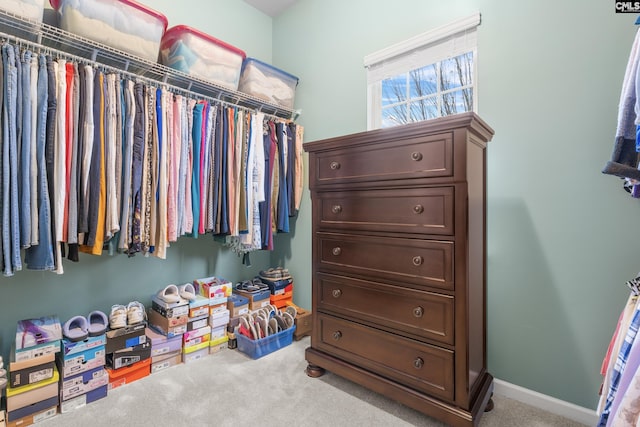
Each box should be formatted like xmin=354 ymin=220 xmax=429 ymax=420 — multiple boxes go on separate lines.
xmin=365 ymin=12 xmax=481 ymax=130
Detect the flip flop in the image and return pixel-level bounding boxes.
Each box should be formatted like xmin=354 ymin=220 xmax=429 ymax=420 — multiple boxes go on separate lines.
xmin=157 ymin=284 xmax=181 ymax=303
xmin=87 ymin=311 xmax=108 ymax=336
xmin=63 ymin=315 xmax=89 ymax=342
xmin=179 ymin=283 xmax=197 ymax=301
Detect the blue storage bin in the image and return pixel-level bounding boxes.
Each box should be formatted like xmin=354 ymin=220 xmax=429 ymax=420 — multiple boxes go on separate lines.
xmin=236 ymin=325 xmax=296 ymax=359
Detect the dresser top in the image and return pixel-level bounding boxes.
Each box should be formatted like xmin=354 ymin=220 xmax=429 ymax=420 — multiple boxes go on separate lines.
xmin=303 ymin=112 xmax=494 ymax=153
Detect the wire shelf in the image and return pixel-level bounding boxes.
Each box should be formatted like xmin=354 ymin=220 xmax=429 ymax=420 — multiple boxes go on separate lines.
xmin=0 ymin=9 xmax=297 ymax=119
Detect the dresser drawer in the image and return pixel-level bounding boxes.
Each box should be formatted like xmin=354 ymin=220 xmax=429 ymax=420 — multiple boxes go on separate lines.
xmin=314 ymin=132 xmax=452 ymax=185
xmin=316 ymin=273 xmax=454 ymax=345
xmin=317 ymin=187 xmax=454 ymax=236
xmin=318 ymin=232 xmax=454 ymax=290
xmin=316 ymin=314 xmax=454 ymax=400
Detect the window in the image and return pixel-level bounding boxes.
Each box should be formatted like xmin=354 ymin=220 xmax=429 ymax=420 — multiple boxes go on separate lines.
xmin=365 ymin=13 xmax=480 ymax=129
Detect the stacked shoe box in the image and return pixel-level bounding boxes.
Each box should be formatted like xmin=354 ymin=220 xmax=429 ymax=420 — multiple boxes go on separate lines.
xmin=258 ymin=268 xmax=294 ymax=309
xmin=145 ymin=328 xmax=183 ymax=375
xmin=6 ymin=316 xmax=62 ymax=426
xmin=105 ymin=320 xmax=150 ymax=390
xmin=148 ymin=287 xmax=189 ymax=362
xmin=226 ymin=294 xmax=249 ymax=350
xmin=58 ymin=335 xmax=108 ymax=414
xmin=194 ymin=277 xmax=231 ymax=356
xmin=182 ymin=294 xmax=211 ymax=362
xmin=233 ymin=281 xmax=271 ymax=312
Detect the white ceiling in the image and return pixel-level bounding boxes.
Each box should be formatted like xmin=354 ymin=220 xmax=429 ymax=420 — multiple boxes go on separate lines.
xmin=243 ymin=0 xmax=298 ymax=17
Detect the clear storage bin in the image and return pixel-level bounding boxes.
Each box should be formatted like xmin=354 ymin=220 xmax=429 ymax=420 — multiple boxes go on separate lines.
xmin=238 ymin=58 xmax=299 ymax=109
xmin=0 ymin=0 xmax=45 ymax=22
xmin=49 ymin=0 xmax=168 ymax=62
xmin=159 ymin=25 xmax=246 ymax=91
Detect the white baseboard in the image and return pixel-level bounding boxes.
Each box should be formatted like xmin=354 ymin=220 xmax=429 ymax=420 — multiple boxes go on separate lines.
xmin=493 ymin=379 xmax=598 ymax=426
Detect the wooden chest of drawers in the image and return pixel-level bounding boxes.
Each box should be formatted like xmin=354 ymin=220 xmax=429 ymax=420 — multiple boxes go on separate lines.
xmin=303 ymin=113 xmax=494 ymax=427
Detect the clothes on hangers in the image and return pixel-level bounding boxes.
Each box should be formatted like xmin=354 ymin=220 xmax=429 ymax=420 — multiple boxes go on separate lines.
xmin=0 ymin=40 xmax=304 ymax=275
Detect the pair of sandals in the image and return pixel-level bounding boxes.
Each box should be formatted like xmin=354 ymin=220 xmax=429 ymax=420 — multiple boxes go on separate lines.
xmin=63 ymin=311 xmax=109 ymax=342
xmin=258 ymin=267 xmax=292 ymax=281
xmin=157 ymin=283 xmax=197 ymax=303
xmin=235 ymin=278 xmax=269 ymax=294
xmin=109 ymin=301 xmax=146 ymax=329
xmin=237 ymin=304 xmax=296 ymax=341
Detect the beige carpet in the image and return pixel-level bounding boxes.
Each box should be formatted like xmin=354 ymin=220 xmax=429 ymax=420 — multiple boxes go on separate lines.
xmin=36 ymin=336 xmax=589 ymax=427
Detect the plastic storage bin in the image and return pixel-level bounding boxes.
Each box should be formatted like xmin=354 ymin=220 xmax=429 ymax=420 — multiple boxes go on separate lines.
xmin=160 ymin=25 xmax=246 ymax=91
xmin=236 ymin=326 xmax=295 ymax=359
xmin=0 ymin=0 xmax=45 ymax=22
xmin=49 ymin=0 xmax=168 ymax=62
xmin=238 ymin=58 xmax=298 ymax=109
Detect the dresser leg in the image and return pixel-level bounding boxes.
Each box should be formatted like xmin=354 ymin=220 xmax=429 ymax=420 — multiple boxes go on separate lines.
xmin=306 ymin=364 xmax=325 ymax=378
xmin=484 ymin=394 xmax=494 ymax=412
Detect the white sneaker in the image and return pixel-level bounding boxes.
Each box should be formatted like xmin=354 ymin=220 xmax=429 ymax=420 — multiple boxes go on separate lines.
xmin=109 ymin=304 xmax=127 ymax=329
xmin=127 ymin=301 xmax=146 ymax=325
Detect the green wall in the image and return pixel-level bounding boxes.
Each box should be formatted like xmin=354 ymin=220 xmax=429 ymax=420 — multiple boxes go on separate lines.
xmin=272 ymin=0 xmax=638 ymax=410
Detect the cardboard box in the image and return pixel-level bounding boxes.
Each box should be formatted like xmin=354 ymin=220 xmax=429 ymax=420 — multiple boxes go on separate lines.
xmin=182 ymin=347 xmax=208 ymax=364
xmin=148 ymin=311 xmax=187 ymax=338
xmin=146 ymin=328 xmax=183 ymax=358
xmin=209 ymin=335 xmax=229 ymax=348
xmin=105 ymin=323 xmax=147 ymax=354
xmin=9 ymin=360 xmax=55 ymax=388
xmin=151 ymin=298 xmax=189 ymax=318
xmin=59 ymin=346 xmax=106 ymax=378
xmin=187 ymin=315 xmax=208 ymax=332
xmin=59 ymin=385 xmax=108 ymax=413
xmin=151 ymin=294 xmax=188 ymax=310
xmin=150 ymin=351 xmax=182 ymax=374
xmin=9 ymin=348 xmax=55 ymax=375
xmin=6 ymin=396 xmax=57 ymax=423
xmin=13 ymin=341 xmax=60 ymax=363
xmin=6 ymin=368 xmax=59 ymax=412
xmin=182 ymin=340 xmax=208 ymax=355
xmin=183 ymin=334 xmax=210 ymax=350
xmin=194 ymin=276 xmax=232 ymax=300
xmin=62 ymin=334 xmax=106 ymax=357
xmin=107 ymin=358 xmax=151 ymax=390
xmin=148 ymin=308 xmax=188 ymax=329
xmin=60 ymin=367 xmax=108 ymax=401
xmin=227 ymin=294 xmax=249 ymax=317
xmin=209 ymin=299 xmax=228 ymax=314
xmin=182 ymin=326 xmax=211 ymax=343
xmin=294 ymin=309 xmax=312 ymax=340
xmin=107 ymin=342 xmax=151 ymax=370
xmin=209 ymin=310 xmax=230 ymax=329
xmin=210 ymin=326 xmax=227 ymax=341
xmin=209 ymin=339 xmax=228 ymax=354
xmin=188 ymin=295 xmax=210 ymax=318
xmin=233 ymin=288 xmax=270 ymax=311
xmin=6 ymin=405 xmax=56 ymax=427
xmin=15 ymin=316 xmax=62 ymax=351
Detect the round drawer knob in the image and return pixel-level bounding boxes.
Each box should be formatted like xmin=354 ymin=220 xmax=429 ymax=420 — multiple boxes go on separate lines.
xmin=414 ymin=357 xmax=424 ymax=369
xmin=413 ymin=306 xmax=424 ymax=318
xmin=412 ymin=256 xmax=423 ymax=266
xmin=332 ymin=247 xmax=342 ymax=256
xmin=332 ymin=205 xmax=342 ymax=214
xmin=333 ymin=331 xmax=342 ymax=340
xmin=332 ymin=289 xmax=342 ymax=298
xmin=411 ymin=152 xmax=423 ymax=161
xmin=330 ymin=161 xmax=341 ymax=170
xmin=413 ymin=204 xmax=424 ymax=214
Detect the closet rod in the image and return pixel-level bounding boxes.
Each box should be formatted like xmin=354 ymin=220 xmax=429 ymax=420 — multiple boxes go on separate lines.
xmin=0 ymin=31 xmax=289 ymax=122
xmin=0 ymin=9 xmax=298 ymax=121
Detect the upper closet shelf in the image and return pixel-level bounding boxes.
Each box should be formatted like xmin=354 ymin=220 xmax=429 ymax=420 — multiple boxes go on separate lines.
xmin=0 ymin=9 xmax=298 ymax=119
